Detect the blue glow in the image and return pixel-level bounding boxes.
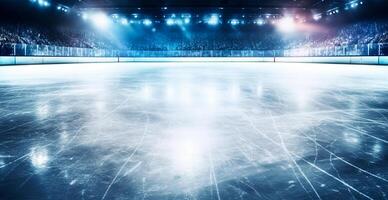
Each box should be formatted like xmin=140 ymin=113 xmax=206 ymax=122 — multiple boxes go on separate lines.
xmin=175 ymin=19 xmax=183 ymax=25
xmin=82 ymin=13 xmax=89 ymax=20
xmin=207 ymin=15 xmax=220 ymax=26
xmin=36 ymin=0 xmax=50 ymax=7
xmin=112 ymin=14 xmax=119 ymax=19
xmin=91 ymin=13 xmax=110 ymax=29
xmin=351 ymin=3 xmax=358 ymax=8
xmin=230 ymin=19 xmax=239 ymax=26
xmin=166 ymin=18 xmax=175 ymax=26
xmin=256 ymin=18 xmax=265 ymax=25
xmin=121 ymin=18 xmax=129 ymax=25
xmin=184 ymin=18 xmax=191 ymax=24
xmin=143 ymin=19 xmax=153 ymax=26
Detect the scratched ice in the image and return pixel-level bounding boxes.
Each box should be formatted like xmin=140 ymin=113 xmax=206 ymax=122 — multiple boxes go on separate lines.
xmin=0 ymin=62 xmax=387 ymax=199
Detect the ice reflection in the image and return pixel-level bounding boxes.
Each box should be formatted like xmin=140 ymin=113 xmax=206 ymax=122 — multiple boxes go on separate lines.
xmin=294 ymin=90 xmax=311 ymax=109
xmin=141 ymin=84 xmax=152 ymax=101
xmin=256 ymin=84 xmax=263 ymax=98
xmin=166 ymin=128 xmax=214 ymax=175
xmin=1 ymin=63 xmax=388 ymax=199
xmin=372 ymin=143 xmax=382 ymax=158
xmin=59 ymin=130 xmax=69 ymax=145
xmin=30 ymin=147 xmax=49 ymax=169
xmin=165 ymin=85 xmax=175 ymax=102
xmin=228 ymin=83 xmax=240 ymax=101
xmin=36 ymin=101 xmax=50 ymax=120
xmin=203 ymin=85 xmax=218 ymax=106
xmin=178 ymin=84 xmax=192 ymax=105
xmin=344 ymin=132 xmax=360 ymax=144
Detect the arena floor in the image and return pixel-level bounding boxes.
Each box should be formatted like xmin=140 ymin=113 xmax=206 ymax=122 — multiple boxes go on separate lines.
xmin=0 ymin=62 xmax=387 ymax=199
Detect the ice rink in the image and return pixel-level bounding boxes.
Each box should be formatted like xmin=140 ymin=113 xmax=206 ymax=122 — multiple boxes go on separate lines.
xmin=0 ymin=62 xmax=387 ymax=199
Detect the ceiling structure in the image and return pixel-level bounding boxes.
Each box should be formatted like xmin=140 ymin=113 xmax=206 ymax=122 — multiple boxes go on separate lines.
xmin=60 ymin=0 xmax=341 ymax=10
xmin=46 ymin=0 xmax=381 ymax=24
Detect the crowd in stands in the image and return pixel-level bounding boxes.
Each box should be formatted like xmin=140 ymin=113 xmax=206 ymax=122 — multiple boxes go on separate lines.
xmin=286 ymin=22 xmax=388 ymax=49
xmin=0 ymin=21 xmax=387 ymax=55
xmin=0 ymin=25 xmax=116 ymax=49
xmin=119 ymin=31 xmax=281 ymax=51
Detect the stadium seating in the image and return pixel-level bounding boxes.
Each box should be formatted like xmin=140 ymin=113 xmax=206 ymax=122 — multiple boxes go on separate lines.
xmin=0 ymin=21 xmax=387 ymax=55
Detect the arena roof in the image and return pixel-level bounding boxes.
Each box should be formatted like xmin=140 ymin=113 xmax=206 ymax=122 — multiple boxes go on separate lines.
xmin=60 ymin=0 xmax=340 ymax=10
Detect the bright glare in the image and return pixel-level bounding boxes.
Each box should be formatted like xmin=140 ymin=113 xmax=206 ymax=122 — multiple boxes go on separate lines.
xmin=141 ymin=85 xmax=152 ymax=100
xmin=143 ymin=19 xmax=152 ymax=26
xmin=30 ymin=148 xmax=49 ymax=169
xmin=166 ymin=18 xmax=175 ymax=26
xmin=82 ymin=13 xmax=89 ymax=20
xmin=184 ymin=18 xmax=190 ymax=24
xmin=207 ymin=15 xmax=220 ymax=26
xmin=313 ymin=14 xmax=322 ymax=21
xmin=121 ymin=18 xmax=128 ymax=25
xmin=37 ymin=0 xmax=50 ymax=7
xmin=277 ymin=17 xmax=296 ymax=32
xmin=167 ymin=128 xmax=214 ymax=173
xmin=230 ymin=19 xmax=239 ymax=26
xmin=91 ymin=13 xmax=110 ymax=29
xmin=256 ymin=18 xmax=265 ymax=25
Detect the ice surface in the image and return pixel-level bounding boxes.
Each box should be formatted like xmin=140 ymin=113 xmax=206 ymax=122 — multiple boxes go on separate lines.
xmin=0 ymin=62 xmax=387 ymax=199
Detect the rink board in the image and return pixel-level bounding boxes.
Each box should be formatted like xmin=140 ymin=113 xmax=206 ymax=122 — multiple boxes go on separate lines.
xmin=0 ymin=56 xmax=387 ymax=65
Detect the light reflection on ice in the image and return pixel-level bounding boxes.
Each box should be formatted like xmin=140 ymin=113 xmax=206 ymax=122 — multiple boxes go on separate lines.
xmin=141 ymin=84 xmax=153 ymax=101
xmin=168 ymin=130 xmax=212 ymax=174
xmin=228 ymin=83 xmax=240 ymax=101
xmin=1 ymin=63 xmax=388 ymax=199
xmin=30 ymin=147 xmax=49 ymax=169
xmin=203 ymin=85 xmax=218 ymax=106
xmin=256 ymin=84 xmax=263 ymax=98
xmin=165 ymin=85 xmax=175 ymax=102
xmin=36 ymin=102 xmax=50 ymax=120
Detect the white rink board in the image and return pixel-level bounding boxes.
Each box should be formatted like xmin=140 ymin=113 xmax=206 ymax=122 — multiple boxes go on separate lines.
xmin=0 ymin=56 xmax=387 ymax=65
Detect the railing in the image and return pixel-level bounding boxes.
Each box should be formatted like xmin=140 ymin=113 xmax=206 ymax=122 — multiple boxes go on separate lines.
xmin=283 ymin=43 xmax=388 ymax=57
xmin=0 ymin=43 xmax=387 ymax=57
xmin=0 ymin=43 xmax=120 ymax=57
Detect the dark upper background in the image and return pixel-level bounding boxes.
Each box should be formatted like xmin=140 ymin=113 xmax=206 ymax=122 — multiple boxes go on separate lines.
xmin=0 ymin=0 xmax=387 ymax=29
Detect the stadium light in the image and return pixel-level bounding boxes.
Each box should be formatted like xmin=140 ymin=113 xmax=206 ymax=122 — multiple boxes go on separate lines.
xmin=91 ymin=13 xmax=110 ymax=29
xmin=230 ymin=19 xmax=239 ymax=26
xmin=34 ymin=0 xmax=50 ymax=7
xmin=207 ymin=14 xmax=220 ymax=26
xmin=277 ymin=17 xmax=295 ymax=32
xmin=255 ymin=18 xmax=265 ymax=25
xmin=351 ymin=2 xmax=358 ymax=8
xmin=166 ymin=18 xmax=175 ymax=26
xmin=143 ymin=19 xmax=153 ymax=26
xmin=184 ymin=18 xmax=191 ymax=24
xmin=121 ymin=18 xmax=129 ymax=25
xmin=313 ymin=14 xmax=322 ymax=21
xmin=81 ymin=13 xmax=89 ymax=20
xmin=56 ymin=5 xmax=69 ymax=13
xmin=111 ymin=14 xmax=119 ymax=19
